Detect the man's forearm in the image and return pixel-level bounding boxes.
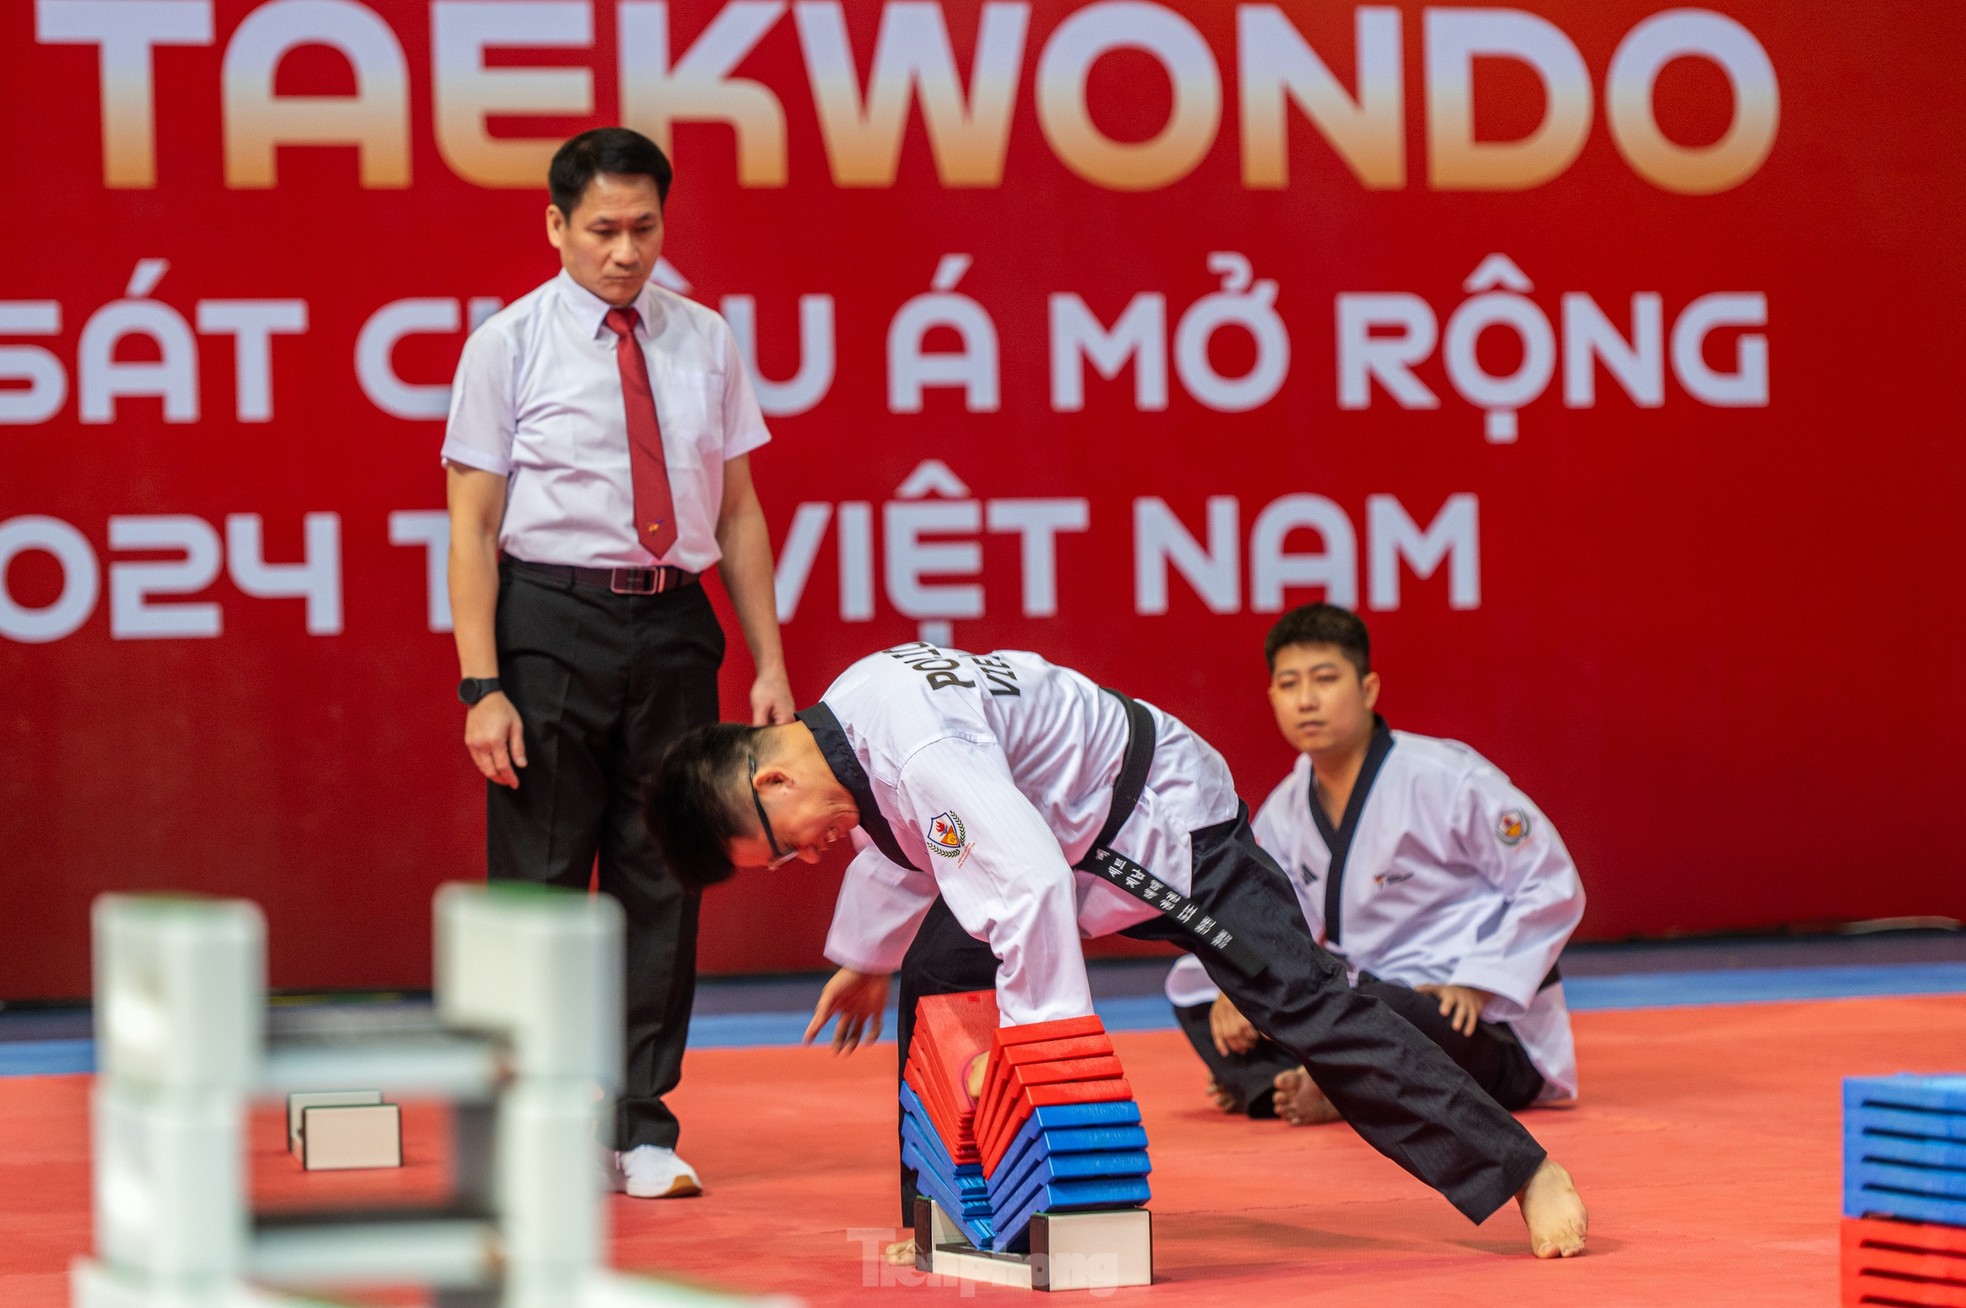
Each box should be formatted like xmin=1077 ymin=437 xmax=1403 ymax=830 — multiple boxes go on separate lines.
xmin=716 ymin=499 xmax=786 ymax=677
xmin=448 ymin=531 xmax=502 ymax=679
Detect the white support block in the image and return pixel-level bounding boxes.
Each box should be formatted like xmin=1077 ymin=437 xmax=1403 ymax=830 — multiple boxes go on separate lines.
xmin=498 ymin=1081 xmax=609 ymax=1286
xmin=249 ymin=1217 xmax=496 ymax=1286
xmin=1029 ymin=1209 xmax=1154 ymax=1291
xmin=91 ymin=1081 xmax=247 ymax=1279
xmin=285 ymin=1091 xmax=381 ymax=1155
xmin=81 ymin=886 xmax=734 ymax=1308
xmin=434 ymin=884 xmax=623 ymax=1086
xmin=298 ymin=1104 xmax=401 ymax=1171
xmin=262 ymin=1032 xmax=502 ymax=1099
xmin=70 ymin=1258 xmax=239 ymax=1308
xmin=923 ymin=1244 xmax=1035 ymax=1289
xmin=93 ymin=896 xmax=265 ymax=1091
xmin=915 ymin=1200 xmax=1153 ymax=1292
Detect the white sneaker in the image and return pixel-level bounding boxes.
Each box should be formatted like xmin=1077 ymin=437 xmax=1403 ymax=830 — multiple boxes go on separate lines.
xmin=617 ymin=1145 xmax=702 ymax=1198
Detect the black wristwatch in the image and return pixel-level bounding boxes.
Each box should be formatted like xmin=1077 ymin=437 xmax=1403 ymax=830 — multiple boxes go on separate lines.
xmin=458 ymin=677 xmax=502 ymax=706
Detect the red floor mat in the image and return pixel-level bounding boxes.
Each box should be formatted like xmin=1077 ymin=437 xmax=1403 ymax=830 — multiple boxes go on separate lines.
xmin=5 ymin=994 xmax=1964 ymax=1306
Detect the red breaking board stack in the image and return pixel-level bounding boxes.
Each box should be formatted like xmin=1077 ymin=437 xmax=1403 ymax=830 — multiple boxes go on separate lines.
xmin=902 ymin=992 xmax=1151 ymax=1253
xmin=1841 ymin=1076 xmax=1966 ymax=1305
xmin=903 ymin=990 xmax=999 ymax=1170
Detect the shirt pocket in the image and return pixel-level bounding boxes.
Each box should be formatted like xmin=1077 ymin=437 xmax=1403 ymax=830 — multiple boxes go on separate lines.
xmin=652 ymin=367 xmax=726 ymax=468
xmin=516 ymin=373 xmax=622 ymax=471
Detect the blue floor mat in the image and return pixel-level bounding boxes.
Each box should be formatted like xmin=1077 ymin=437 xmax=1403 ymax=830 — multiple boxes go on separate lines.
xmin=6 ymin=960 xmax=1965 ymax=1074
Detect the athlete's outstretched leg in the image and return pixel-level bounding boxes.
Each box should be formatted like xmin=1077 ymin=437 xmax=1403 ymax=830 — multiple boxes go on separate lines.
xmin=1126 ymin=807 xmax=1586 ymax=1256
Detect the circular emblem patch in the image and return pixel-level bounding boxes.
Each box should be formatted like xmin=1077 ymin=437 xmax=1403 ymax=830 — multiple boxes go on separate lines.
xmin=1496 ymin=809 xmax=1531 ymax=846
xmin=927 ymin=811 xmax=967 ymax=858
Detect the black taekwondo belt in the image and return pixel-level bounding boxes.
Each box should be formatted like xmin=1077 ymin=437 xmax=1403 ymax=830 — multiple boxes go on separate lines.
xmin=1074 ymin=690 xmax=1267 ymax=979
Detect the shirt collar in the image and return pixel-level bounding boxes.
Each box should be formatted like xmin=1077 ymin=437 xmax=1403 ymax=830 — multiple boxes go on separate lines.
xmin=1306 ymin=715 xmax=1395 ymax=802
xmin=555 ymin=268 xmax=657 ymax=341
xmin=1313 ymin=715 xmax=1391 ymax=806
xmin=796 ymin=703 xmax=926 ymax=873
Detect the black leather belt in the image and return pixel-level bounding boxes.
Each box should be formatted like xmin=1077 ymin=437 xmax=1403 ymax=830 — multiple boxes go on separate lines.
xmin=503 ymin=558 xmax=699 ymax=595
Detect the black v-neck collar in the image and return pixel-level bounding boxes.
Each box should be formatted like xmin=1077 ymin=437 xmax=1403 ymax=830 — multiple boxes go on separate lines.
xmin=796 ymin=702 xmax=926 ymax=873
xmin=1309 ymin=716 xmax=1395 ymax=948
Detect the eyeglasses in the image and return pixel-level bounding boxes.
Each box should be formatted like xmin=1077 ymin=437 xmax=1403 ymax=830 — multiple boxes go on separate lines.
xmin=748 ymin=754 xmax=798 ymax=870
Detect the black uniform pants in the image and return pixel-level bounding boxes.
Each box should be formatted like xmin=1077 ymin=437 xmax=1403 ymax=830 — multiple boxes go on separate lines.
xmin=1171 ymin=1002 xmax=1298 ymax=1117
xmin=893 ymin=806 xmax=1548 ymax=1226
xmin=1174 ymin=974 xmax=1546 ymax=1117
xmin=488 ymin=562 xmax=724 ymax=1151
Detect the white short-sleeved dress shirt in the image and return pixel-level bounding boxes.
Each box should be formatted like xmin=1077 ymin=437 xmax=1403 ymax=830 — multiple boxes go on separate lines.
xmin=441 ymin=270 xmax=770 ymax=573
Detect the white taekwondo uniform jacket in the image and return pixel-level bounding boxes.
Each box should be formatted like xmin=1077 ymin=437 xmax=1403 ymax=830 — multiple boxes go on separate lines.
xmin=1166 ymin=725 xmax=1584 ymax=1102
xmin=816 ymin=643 xmax=1239 ymax=1027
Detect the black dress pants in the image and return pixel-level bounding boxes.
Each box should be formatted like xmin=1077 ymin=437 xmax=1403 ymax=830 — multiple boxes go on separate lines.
xmin=488 ymin=562 xmax=724 ymax=1151
xmin=1173 ymin=973 xmax=1546 ymax=1117
xmin=892 ymin=806 xmax=1549 ymax=1226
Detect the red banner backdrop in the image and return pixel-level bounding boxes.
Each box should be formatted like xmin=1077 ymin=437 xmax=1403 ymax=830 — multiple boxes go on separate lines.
xmin=3 ymin=1 xmax=1962 ymax=998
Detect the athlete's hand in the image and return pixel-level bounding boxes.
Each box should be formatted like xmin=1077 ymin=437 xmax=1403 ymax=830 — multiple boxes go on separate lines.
xmin=464 ymin=693 xmax=526 ymax=788
xmin=1210 ymin=992 xmax=1259 ymax=1057
xmin=964 ymin=1052 xmax=989 ymax=1103
xmin=1415 ymin=983 xmax=1494 ymax=1037
xmin=804 ymin=967 xmax=889 ymax=1054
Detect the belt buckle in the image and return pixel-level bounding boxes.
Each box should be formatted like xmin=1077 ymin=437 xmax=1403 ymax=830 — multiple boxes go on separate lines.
xmin=610 ymin=567 xmax=659 ymax=595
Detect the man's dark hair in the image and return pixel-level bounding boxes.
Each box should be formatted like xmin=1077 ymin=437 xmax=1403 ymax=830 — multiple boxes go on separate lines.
xmin=1264 ymin=603 xmax=1372 ymax=676
xmin=549 ymin=127 xmax=673 ymax=217
xmin=644 ymin=722 xmax=763 ymax=891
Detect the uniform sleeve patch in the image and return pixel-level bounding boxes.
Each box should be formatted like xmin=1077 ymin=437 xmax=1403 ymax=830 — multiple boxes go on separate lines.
xmin=926 ymin=811 xmax=968 ymax=858
xmin=1496 ymin=809 xmax=1532 ymax=846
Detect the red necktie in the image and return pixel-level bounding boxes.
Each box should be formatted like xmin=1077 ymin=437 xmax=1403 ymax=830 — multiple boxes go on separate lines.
xmin=603 ymin=306 xmax=679 ymax=560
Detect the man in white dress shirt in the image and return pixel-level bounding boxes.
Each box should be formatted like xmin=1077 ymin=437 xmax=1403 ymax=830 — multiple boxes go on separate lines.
xmin=1169 ymin=603 xmax=1584 ymax=1127
xmin=645 ymin=642 xmax=1588 ymax=1259
xmin=443 ymin=127 xmax=794 ymax=1198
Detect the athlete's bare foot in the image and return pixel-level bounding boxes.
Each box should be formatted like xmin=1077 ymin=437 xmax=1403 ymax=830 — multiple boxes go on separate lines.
xmin=964 ymin=1052 xmax=989 ymax=1102
xmin=1516 ymin=1158 xmax=1588 ymax=1258
xmin=1272 ymin=1066 xmax=1343 ymax=1126
xmin=1205 ymin=1075 xmax=1238 ymax=1113
xmin=884 ymin=1237 xmax=917 ymax=1267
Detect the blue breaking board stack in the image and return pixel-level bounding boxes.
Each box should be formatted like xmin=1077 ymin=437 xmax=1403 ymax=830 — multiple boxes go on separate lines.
xmin=902 ymin=991 xmax=1151 ymax=1254
xmin=1842 ymin=1075 xmax=1966 ymax=1306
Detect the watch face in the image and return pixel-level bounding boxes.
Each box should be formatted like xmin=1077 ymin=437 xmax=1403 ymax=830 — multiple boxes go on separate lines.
xmin=458 ymin=679 xmax=482 ymax=705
